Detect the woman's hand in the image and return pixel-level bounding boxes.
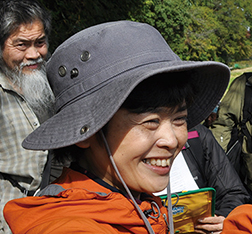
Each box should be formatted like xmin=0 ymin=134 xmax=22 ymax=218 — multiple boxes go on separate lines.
xmin=194 ymin=215 xmax=225 ymax=234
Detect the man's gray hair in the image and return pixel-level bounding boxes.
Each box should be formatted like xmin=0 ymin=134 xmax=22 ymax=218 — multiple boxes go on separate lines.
xmin=0 ymin=0 xmax=51 ymax=50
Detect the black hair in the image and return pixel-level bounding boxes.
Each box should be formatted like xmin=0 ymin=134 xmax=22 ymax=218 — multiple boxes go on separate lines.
xmin=54 ymin=70 xmax=198 ymax=163
xmin=121 ymin=71 xmax=196 ymax=113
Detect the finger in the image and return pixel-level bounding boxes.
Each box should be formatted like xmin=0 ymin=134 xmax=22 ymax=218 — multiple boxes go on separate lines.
xmin=194 ymin=229 xmax=207 ymax=234
xmin=198 ymin=216 xmax=225 ymax=224
xmin=195 ymin=223 xmax=222 ymax=232
xmin=194 ymin=228 xmax=221 ymax=234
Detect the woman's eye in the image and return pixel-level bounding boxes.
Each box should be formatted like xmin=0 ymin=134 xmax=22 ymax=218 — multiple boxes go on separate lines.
xmin=174 ymin=116 xmax=188 ymax=125
xmin=143 ymin=119 xmax=160 ymax=129
xmin=146 ymin=119 xmax=159 ymax=124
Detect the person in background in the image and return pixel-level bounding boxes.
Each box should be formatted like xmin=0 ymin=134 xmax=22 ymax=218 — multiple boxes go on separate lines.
xmin=210 ymin=73 xmax=252 ymax=195
xmin=203 ymin=102 xmax=220 ymax=128
xmin=3 ymin=21 xmax=229 ymax=234
xmin=0 ymin=0 xmax=55 ymax=233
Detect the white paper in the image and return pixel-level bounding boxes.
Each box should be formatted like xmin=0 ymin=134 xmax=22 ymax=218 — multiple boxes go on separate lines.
xmin=154 ymin=151 xmax=199 ymax=196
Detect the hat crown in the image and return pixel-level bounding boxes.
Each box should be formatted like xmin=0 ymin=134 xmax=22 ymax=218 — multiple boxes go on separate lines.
xmin=23 ymin=21 xmax=229 ymax=150
xmin=46 ymin=21 xmax=181 ymax=112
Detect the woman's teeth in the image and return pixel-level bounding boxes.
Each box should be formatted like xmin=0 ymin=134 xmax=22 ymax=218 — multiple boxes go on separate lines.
xmin=143 ymin=158 xmax=171 ymax=167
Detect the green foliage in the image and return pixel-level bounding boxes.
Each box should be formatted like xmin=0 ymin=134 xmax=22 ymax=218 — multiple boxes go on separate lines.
xmin=183 ymin=6 xmax=220 ymax=61
xmin=213 ymin=0 xmax=252 ymax=63
xmin=38 ymin=0 xmax=252 ymax=64
xmin=130 ymin=0 xmax=252 ymax=63
xmin=189 ymin=0 xmax=252 ymax=63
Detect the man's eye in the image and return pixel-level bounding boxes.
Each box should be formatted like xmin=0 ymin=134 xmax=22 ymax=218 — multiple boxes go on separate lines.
xmin=16 ymin=43 xmax=27 ymax=50
xmin=36 ymin=40 xmax=46 ymax=47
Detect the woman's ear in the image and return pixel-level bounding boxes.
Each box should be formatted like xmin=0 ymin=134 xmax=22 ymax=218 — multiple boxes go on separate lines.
xmin=76 ymin=139 xmax=90 ymax=149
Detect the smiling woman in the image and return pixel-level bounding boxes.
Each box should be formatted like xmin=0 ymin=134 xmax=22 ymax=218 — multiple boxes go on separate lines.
xmin=4 ymin=21 xmax=230 ymax=234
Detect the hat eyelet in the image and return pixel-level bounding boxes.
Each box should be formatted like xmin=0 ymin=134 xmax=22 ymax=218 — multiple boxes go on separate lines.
xmin=81 ymin=51 xmax=90 ymax=62
xmin=70 ymin=68 xmax=79 ymax=78
xmin=58 ymin=65 xmax=67 ymax=77
xmin=80 ymin=125 xmax=90 ymax=135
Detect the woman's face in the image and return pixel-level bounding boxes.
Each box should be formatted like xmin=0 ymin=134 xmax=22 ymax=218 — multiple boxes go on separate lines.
xmin=78 ymin=104 xmax=188 ymax=198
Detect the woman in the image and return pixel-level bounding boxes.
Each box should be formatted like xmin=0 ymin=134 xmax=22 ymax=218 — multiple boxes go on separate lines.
xmin=4 ymin=21 xmax=229 ymax=234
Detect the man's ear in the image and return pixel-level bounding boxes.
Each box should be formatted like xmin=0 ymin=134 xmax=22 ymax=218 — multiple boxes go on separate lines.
xmin=76 ymin=139 xmax=90 ymax=149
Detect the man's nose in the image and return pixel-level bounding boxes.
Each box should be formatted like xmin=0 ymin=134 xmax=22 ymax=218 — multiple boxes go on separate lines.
xmin=25 ymin=46 xmax=40 ymax=60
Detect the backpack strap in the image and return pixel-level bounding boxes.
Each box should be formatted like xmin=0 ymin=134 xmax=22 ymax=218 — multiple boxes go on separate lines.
xmin=36 ymin=184 xmax=65 ymax=196
xmin=182 ymin=130 xmax=199 ymax=150
xmin=183 ymin=128 xmax=206 ymax=182
xmin=0 ymin=172 xmax=36 ymax=196
xmin=0 ymin=151 xmax=53 ymax=196
xmin=40 ymin=150 xmax=53 ymax=190
xmin=241 ymin=72 xmax=252 ymax=152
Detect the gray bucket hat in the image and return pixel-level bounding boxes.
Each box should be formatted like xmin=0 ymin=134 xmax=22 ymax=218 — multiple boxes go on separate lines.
xmin=22 ymin=20 xmax=230 ymax=150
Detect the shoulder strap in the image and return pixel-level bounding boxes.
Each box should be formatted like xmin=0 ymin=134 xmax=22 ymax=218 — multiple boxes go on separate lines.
xmin=40 ymin=150 xmax=53 ymax=190
xmin=183 ymin=128 xmax=206 ymax=180
xmin=0 ymin=151 xmax=53 ymax=196
xmin=241 ymin=73 xmax=252 ymax=151
xmin=36 ymin=184 xmax=65 ymax=197
xmin=182 ymin=130 xmax=199 ymax=150
xmin=0 ymin=172 xmax=36 ymax=196
xmin=243 ymin=73 xmax=252 ymax=121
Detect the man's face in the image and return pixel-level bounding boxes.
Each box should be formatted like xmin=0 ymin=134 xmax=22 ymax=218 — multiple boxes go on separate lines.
xmin=79 ymin=105 xmax=188 ymax=198
xmin=2 ymin=20 xmax=48 ymax=75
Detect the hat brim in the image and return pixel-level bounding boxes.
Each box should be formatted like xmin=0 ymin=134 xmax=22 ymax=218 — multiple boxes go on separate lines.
xmin=22 ymin=60 xmax=229 ymax=150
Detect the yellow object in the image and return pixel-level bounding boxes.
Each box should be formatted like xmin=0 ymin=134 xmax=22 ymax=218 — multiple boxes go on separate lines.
xmin=160 ymin=188 xmax=216 ymax=234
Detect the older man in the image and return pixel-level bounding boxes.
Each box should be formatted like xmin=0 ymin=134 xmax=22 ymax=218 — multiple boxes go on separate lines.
xmin=0 ymin=0 xmax=55 ymax=233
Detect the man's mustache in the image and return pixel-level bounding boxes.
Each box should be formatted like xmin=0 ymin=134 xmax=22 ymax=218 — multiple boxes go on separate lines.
xmin=19 ymin=58 xmax=44 ymax=70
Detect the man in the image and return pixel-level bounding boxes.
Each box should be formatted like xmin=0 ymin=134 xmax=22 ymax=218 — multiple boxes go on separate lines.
xmin=210 ymin=73 xmax=252 ymax=194
xmin=4 ymin=21 xmax=229 ymax=233
xmin=0 ymin=0 xmax=55 ymax=233
xmin=203 ymin=103 xmax=220 ymax=128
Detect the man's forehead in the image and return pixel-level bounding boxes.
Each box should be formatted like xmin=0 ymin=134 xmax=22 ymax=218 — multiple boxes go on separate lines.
xmin=8 ymin=20 xmax=45 ymax=41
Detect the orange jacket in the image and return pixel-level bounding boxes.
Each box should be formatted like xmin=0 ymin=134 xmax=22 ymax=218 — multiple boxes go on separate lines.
xmin=222 ymin=204 xmax=252 ymax=233
xmin=4 ymin=167 xmax=169 ymax=234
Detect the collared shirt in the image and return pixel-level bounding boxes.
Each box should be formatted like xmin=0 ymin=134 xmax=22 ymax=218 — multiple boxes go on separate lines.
xmin=0 ymin=72 xmax=47 ymax=233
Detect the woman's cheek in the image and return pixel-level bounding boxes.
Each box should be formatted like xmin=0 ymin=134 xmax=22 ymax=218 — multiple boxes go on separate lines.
xmin=178 ymin=128 xmax=188 ymax=149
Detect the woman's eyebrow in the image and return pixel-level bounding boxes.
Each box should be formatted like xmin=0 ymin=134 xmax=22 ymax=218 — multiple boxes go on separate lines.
xmin=151 ymin=104 xmax=187 ymax=114
xmin=176 ymin=105 xmax=187 ymax=113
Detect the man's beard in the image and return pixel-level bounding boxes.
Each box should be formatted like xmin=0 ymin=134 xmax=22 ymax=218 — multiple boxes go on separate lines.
xmin=1 ymin=59 xmax=56 ymax=123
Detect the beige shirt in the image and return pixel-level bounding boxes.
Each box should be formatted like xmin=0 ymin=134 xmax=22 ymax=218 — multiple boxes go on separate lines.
xmin=0 ymin=72 xmax=47 ymax=233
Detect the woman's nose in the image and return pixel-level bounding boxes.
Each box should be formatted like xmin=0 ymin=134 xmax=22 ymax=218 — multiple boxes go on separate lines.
xmin=155 ymin=123 xmax=179 ymax=150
